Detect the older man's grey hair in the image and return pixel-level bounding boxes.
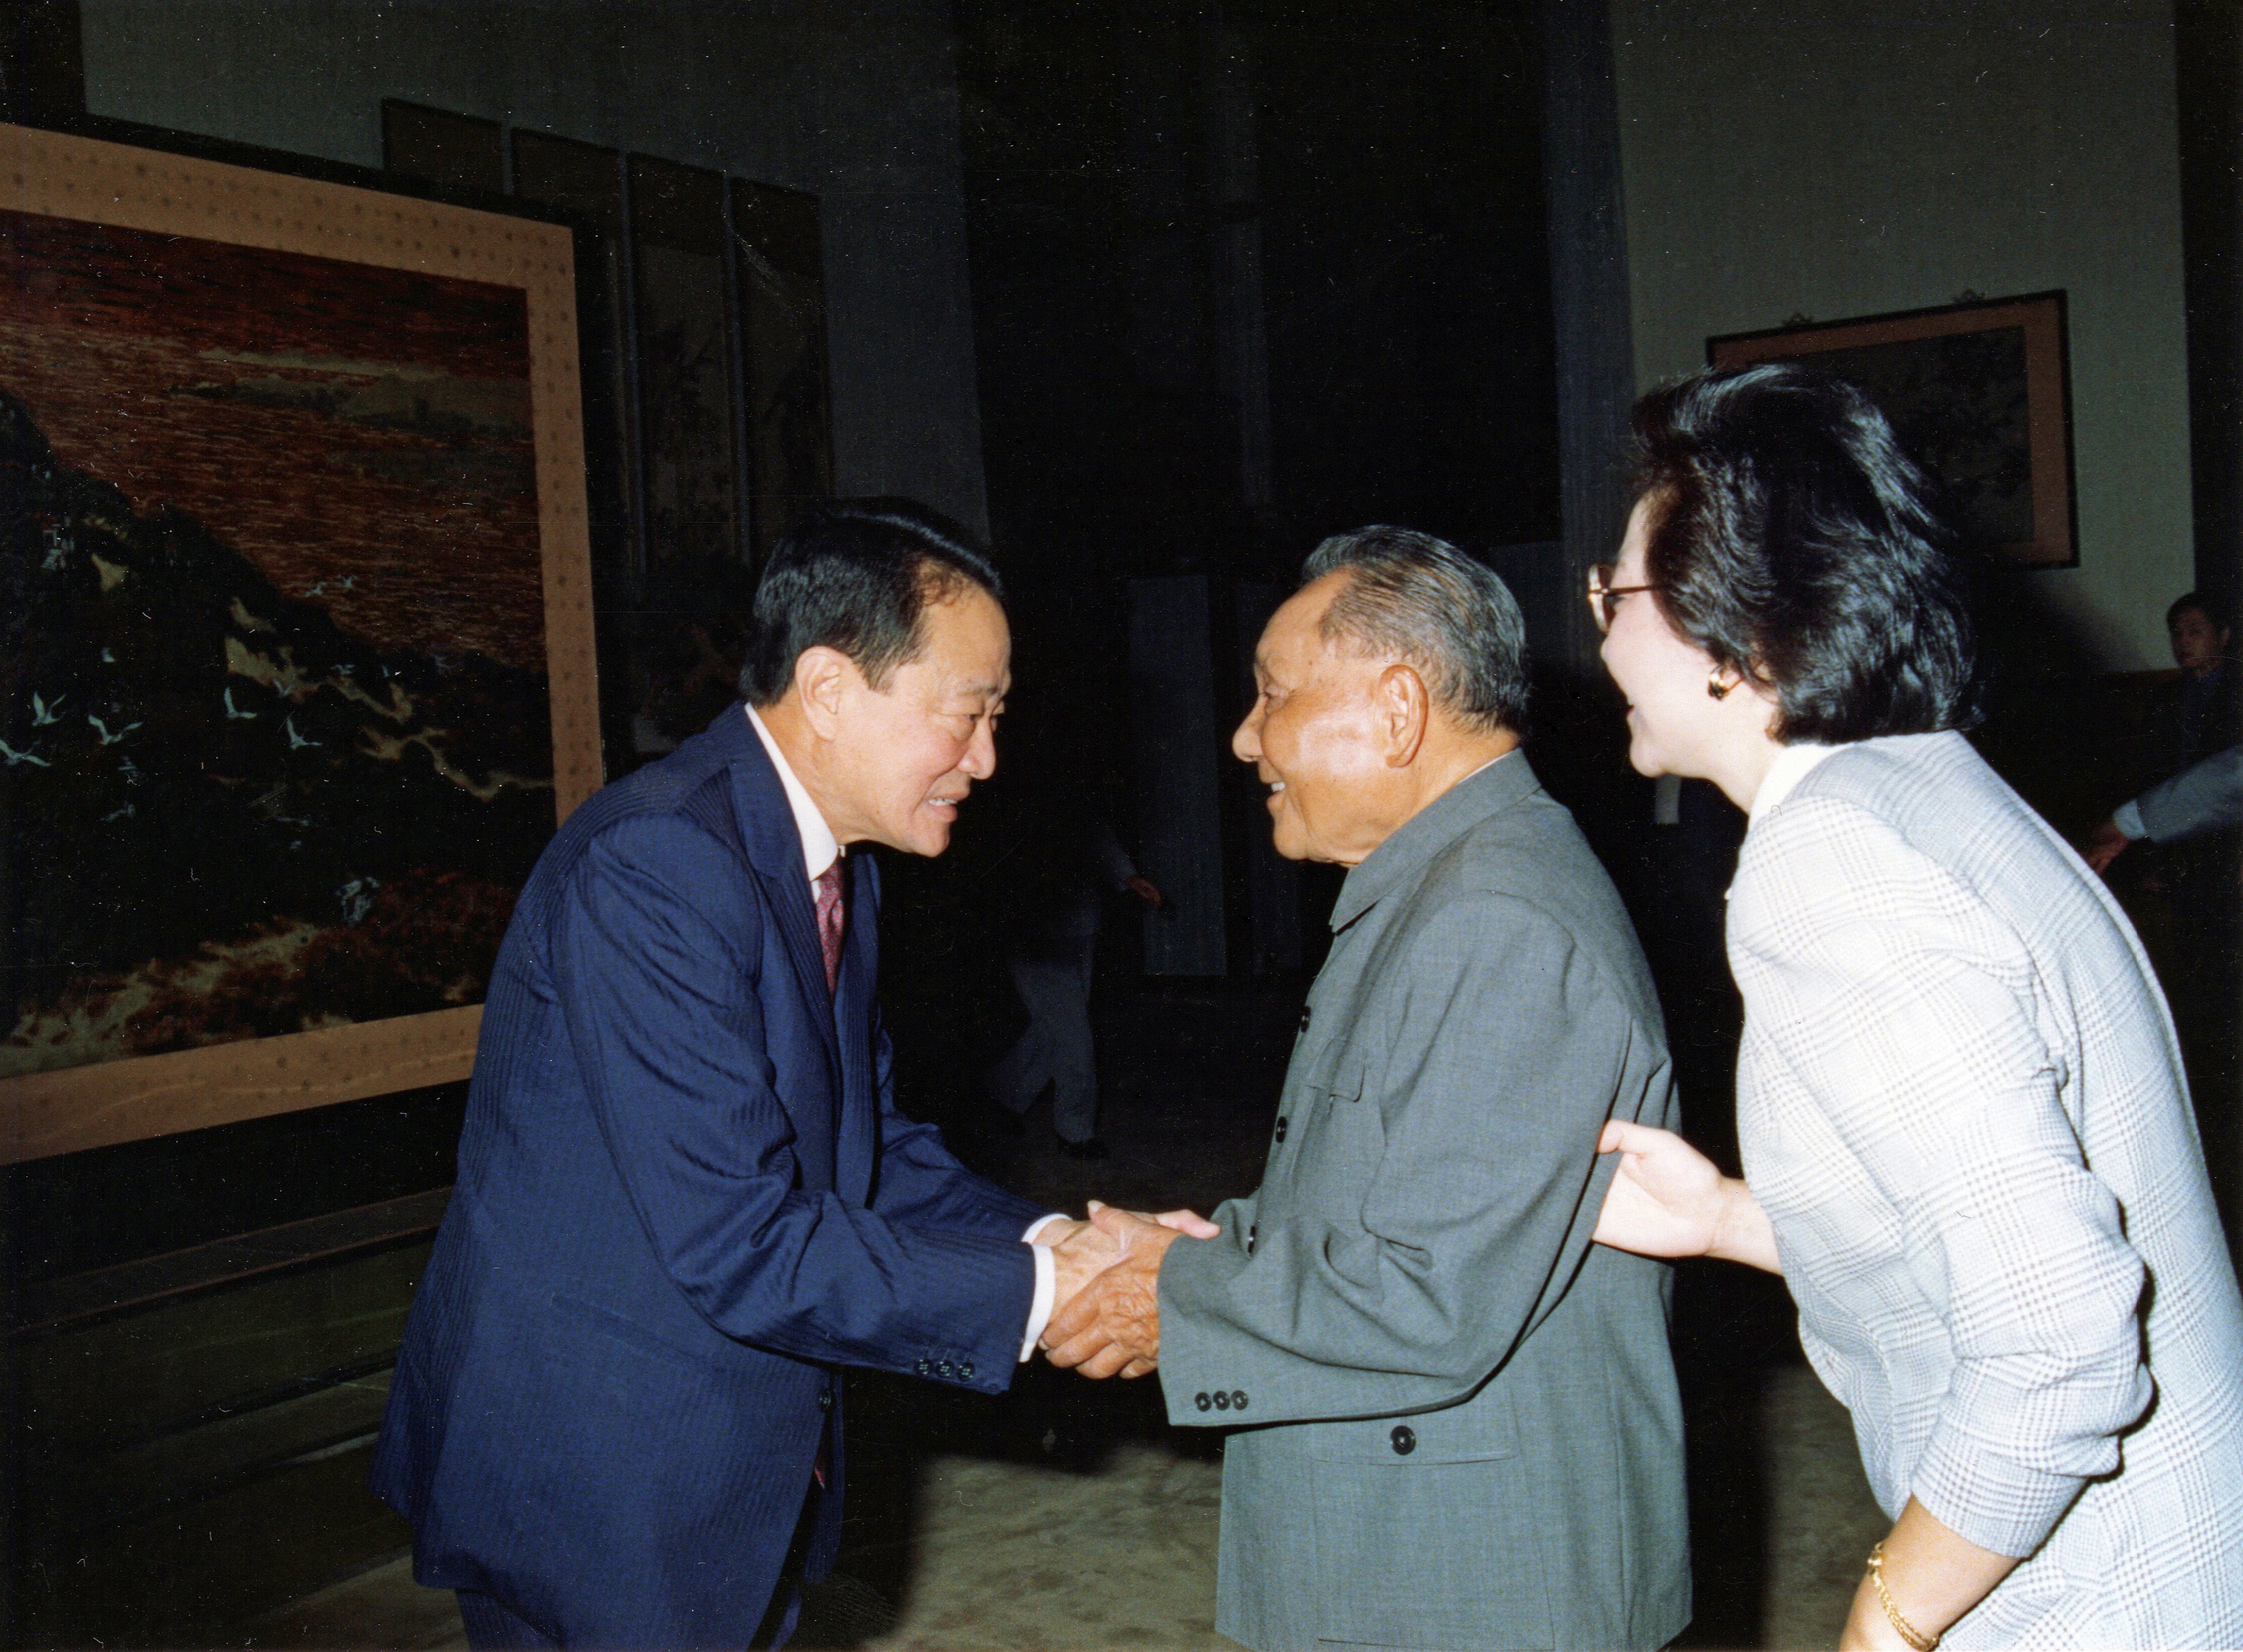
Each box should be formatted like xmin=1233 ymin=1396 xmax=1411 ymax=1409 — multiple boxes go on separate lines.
xmin=1300 ymin=526 xmax=1530 ymax=735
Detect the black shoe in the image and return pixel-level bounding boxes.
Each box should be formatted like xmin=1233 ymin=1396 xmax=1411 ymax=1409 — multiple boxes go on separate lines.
xmin=1058 ymin=1136 xmax=1111 ymax=1161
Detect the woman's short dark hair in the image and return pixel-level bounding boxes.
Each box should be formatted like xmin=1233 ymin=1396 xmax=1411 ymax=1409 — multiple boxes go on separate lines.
xmin=740 ymin=499 xmax=1004 ymax=705
xmin=1631 ymin=363 xmax=1978 ymax=743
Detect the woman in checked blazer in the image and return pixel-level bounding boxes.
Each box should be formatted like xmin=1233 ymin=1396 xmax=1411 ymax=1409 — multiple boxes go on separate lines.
xmin=1587 ymin=364 xmax=2243 ymax=1649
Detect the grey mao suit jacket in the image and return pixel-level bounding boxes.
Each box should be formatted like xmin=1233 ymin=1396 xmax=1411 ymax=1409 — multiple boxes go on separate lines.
xmin=1157 ymin=755 xmax=1690 ymax=1652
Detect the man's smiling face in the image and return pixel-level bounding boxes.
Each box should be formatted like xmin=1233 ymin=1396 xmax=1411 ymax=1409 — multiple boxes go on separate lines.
xmin=1230 ymin=571 xmax=1399 ymax=867
xmin=824 ymin=587 xmax=1009 ymax=857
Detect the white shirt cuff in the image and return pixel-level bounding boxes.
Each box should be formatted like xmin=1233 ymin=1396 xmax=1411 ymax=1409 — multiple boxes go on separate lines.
xmin=1020 ymin=1214 xmax=1068 ymax=1361
xmin=2114 ymin=798 xmax=2148 ymax=840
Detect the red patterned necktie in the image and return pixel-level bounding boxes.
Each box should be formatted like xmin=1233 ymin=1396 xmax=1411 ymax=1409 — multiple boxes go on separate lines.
xmin=813 ymin=860 xmax=845 ymax=995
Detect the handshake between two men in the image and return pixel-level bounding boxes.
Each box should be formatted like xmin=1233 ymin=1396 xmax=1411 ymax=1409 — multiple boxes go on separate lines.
xmin=1031 ymin=1200 xmax=1221 ymax=1379
xmin=372 ymin=518 xmax=1690 ymax=1652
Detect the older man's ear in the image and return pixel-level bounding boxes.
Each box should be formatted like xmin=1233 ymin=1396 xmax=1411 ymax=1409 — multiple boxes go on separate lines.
xmin=1377 ymin=662 xmax=1431 ymax=767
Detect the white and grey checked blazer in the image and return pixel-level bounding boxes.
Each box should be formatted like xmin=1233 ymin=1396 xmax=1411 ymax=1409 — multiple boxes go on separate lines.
xmin=1729 ymin=731 xmax=2243 ymax=1649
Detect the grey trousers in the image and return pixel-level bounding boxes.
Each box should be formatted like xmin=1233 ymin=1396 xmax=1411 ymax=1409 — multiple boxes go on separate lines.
xmin=988 ymin=932 xmax=1100 ymax=1143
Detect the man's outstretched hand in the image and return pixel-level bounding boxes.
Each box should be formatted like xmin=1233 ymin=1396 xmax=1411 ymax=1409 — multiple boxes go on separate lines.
xmin=1040 ymin=1203 xmax=1205 ymax=1378
xmin=2084 ymin=817 xmax=2132 ymax=874
xmin=1034 ymin=1214 xmax=1126 ymax=1310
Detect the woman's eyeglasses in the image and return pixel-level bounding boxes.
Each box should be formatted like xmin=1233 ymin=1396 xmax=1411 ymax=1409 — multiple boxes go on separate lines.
xmin=1585 ymin=564 xmax=1655 ymax=634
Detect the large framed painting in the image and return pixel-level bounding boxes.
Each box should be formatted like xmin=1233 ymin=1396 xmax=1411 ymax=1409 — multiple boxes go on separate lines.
xmin=1709 ymin=291 xmax=2076 ymax=567
xmin=1 ymin=124 xmax=600 ymax=1162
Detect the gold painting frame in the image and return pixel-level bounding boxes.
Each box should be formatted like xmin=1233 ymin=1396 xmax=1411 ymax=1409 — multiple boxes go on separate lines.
xmin=1709 ymin=291 xmax=2077 ymax=567
xmin=1 ymin=123 xmax=600 ymax=1163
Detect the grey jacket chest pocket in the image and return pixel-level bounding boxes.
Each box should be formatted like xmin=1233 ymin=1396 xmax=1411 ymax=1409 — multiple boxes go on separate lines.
xmin=1290 ymin=1054 xmax=1383 ymax=1191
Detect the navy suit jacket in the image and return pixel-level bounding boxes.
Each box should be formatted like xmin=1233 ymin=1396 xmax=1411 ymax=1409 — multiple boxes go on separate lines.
xmin=370 ymin=704 xmax=1048 ymax=1647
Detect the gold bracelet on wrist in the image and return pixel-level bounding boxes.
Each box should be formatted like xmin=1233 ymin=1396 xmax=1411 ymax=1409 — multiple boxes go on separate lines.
xmin=1866 ymin=1542 xmax=1940 ymax=1651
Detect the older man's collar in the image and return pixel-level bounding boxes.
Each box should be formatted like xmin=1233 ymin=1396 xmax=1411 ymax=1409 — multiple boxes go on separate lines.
xmin=1329 ymin=749 xmax=1534 ymax=932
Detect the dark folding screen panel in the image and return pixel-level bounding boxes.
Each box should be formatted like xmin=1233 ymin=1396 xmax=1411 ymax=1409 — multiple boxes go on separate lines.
xmin=628 ymin=155 xmax=740 ymax=567
xmin=511 ymin=129 xmax=640 ymax=574
xmin=730 ymin=177 xmax=835 ymax=555
xmin=1128 ymin=575 xmax=1229 ymax=976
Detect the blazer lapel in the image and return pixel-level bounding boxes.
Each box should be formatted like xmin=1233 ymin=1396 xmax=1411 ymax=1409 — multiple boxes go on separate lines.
xmin=722 ymin=712 xmax=841 ymax=1066
xmin=833 ymin=852 xmax=881 ymax=1203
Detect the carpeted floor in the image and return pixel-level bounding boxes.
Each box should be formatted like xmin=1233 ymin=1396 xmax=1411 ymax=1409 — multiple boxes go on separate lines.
xmin=250 ymin=1366 xmax=1881 ymax=1651
xmin=244 ymin=982 xmax=1889 ymax=1651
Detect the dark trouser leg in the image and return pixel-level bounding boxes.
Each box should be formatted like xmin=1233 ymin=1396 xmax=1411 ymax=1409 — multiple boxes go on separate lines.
xmin=1040 ymin=934 xmax=1101 ymax=1144
xmin=456 ymin=1590 xmax=561 ymax=1650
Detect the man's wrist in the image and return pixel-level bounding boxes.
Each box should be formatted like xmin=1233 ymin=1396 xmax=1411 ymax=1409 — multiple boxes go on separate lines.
xmin=1020 ymin=1238 xmax=1057 ymax=1361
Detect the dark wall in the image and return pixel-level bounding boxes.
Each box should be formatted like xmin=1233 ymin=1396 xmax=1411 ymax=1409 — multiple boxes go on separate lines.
xmin=1257 ymin=9 xmax=1558 ymax=549
xmin=957 ymin=0 xmax=1557 ymax=614
xmin=952 ymin=0 xmax=1560 ymax=900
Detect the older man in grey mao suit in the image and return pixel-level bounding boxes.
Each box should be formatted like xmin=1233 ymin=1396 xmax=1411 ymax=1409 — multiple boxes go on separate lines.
xmin=1045 ymin=529 xmax=1690 ymax=1651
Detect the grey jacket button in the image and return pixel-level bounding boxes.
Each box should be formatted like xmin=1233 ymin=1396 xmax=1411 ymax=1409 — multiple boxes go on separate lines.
xmin=1212 ymin=1391 xmax=1230 ymax=1410
xmin=1273 ymin=1116 xmax=1288 ymax=1143
xmin=1390 ymin=1425 xmax=1416 ymax=1456
xmin=1231 ymin=1390 xmax=1249 ymax=1410
xmin=1195 ymin=1391 xmax=1212 ymax=1412
xmin=1299 ymin=1006 xmax=1312 ymax=1033
xmin=1246 ymin=1222 xmax=1257 ymax=1253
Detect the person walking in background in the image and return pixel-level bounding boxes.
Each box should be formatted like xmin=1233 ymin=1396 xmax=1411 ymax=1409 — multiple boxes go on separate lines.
xmin=985 ymin=748 xmax=1163 ymax=1160
xmin=1587 ymin=365 xmax=2243 ymax=1648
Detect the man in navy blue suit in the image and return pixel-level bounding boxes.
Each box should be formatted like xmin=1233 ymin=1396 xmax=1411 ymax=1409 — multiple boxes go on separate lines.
xmin=371 ymin=502 xmax=1179 ymax=1648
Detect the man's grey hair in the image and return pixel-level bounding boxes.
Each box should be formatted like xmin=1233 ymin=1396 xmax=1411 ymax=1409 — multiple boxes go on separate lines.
xmin=1301 ymin=526 xmax=1530 ymax=735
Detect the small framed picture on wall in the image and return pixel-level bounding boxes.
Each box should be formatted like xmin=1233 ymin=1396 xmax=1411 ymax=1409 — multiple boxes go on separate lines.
xmin=1710 ymin=291 xmax=2076 ymax=567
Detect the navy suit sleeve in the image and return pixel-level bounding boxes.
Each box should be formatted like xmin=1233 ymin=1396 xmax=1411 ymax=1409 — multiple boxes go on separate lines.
xmin=552 ymin=812 xmax=1034 ymax=1391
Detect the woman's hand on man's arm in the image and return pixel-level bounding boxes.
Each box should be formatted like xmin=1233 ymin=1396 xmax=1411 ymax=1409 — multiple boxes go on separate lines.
xmin=1593 ymin=1120 xmax=1783 ymax=1274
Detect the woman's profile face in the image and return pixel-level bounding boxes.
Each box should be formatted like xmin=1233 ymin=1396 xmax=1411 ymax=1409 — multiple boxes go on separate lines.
xmin=1598 ymin=496 xmax=1729 ymax=781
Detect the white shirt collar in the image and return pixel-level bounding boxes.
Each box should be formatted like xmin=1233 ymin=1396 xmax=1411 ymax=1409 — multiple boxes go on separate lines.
xmin=1748 ymin=741 xmax=1845 ymax=823
xmin=744 ymin=704 xmax=841 ymax=884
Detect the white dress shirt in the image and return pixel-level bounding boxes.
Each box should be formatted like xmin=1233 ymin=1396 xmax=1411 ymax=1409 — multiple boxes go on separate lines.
xmin=743 ymin=706 xmax=1062 ymax=1358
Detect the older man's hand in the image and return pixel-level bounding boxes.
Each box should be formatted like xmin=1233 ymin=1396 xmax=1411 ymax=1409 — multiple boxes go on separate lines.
xmin=1039 ymin=1215 xmax=1128 ymax=1313
xmin=1040 ymin=1203 xmax=1195 ymax=1378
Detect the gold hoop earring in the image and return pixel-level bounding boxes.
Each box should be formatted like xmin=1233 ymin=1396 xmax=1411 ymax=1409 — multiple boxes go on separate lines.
xmin=1707 ymin=674 xmax=1733 ymax=701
